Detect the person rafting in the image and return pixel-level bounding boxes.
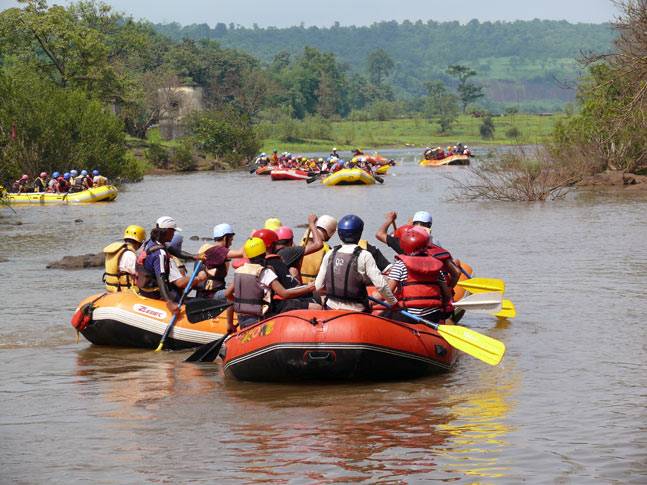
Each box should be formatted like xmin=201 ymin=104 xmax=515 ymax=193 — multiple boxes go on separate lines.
xmin=225 ymin=237 xmax=317 ymax=330
xmin=382 ymin=228 xmax=453 ymax=323
xmin=299 ymin=214 xmax=337 ymax=283
xmin=196 ymin=223 xmax=239 ymax=301
xmin=315 ymin=214 xmax=397 ymax=311
xmin=92 ymin=170 xmax=108 ymax=187
xmin=252 ymin=228 xmax=321 ymax=314
xmin=330 ymin=147 xmax=340 ymax=158
xmin=11 ymin=175 xmax=30 ymax=193
xmin=275 ymin=214 xmax=323 ymax=281
xmin=47 ymin=172 xmax=60 ymax=192
xmin=103 ymin=225 xmax=146 ymax=292
xmin=34 ymin=172 xmax=48 ymax=192
xmin=136 ymin=216 xmax=188 ymax=312
xmin=376 ymin=211 xmax=461 ymax=287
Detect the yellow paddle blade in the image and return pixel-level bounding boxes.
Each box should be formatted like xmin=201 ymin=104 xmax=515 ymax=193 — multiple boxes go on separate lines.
xmin=495 ymin=299 xmax=516 ymax=319
xmin=437 ymin=324 xmax=506 ymax=366
xmin=457 ymin=277 xmax=505 ymax=294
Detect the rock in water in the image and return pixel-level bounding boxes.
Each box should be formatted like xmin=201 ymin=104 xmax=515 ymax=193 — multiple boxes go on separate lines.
xmin=47 ymin=253 xmax=104 ymax=269
xmin=190 ymin=235 xmax=200 ymax=241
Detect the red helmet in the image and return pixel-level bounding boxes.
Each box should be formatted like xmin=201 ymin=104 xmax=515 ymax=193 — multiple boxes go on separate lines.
xmin=251 ymin=229 xmax=278 ymax=251
xmin=394 ymin=224 xmax=414 ymax=240
xmin=21 ymin=174 xmax=29 ymax=181
xmin=275 ymin=226 xmax=294 ymax=241
xmin=40 ymin=172 xmax=47 ymax=178
xmin=399 ymin=229 xmax=429 ymax=255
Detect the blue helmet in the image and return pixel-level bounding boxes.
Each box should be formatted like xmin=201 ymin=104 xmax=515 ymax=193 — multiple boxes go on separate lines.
xmin=81 ymin=170 xmax=88 ymax=176
xmin=70 ymin=169 xmax=78 ymax=177
xmin=52 ymin=171 xmax=60 ymax=178
xmin=63 ymin=172 xmax=71 ymax=180
xmin=338 ymin=214 xmax=364 ymax=243
xmin=92 ymin=169 xmax=99 ymax=176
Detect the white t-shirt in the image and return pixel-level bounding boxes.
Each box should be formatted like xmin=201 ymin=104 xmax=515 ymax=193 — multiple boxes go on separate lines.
xmin=118 ymin=250 xmax=136 ymax=275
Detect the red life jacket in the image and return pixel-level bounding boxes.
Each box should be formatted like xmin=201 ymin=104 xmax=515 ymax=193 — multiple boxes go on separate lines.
xmin=394 ymin=254 xmax=445 ymax=309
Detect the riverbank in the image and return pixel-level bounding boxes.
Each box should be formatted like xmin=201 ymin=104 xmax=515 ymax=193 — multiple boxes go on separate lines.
xmin=258 ymin=114 xmax=562 ymax=153
xmin=130 ymin=114 xmax=562 ymax=170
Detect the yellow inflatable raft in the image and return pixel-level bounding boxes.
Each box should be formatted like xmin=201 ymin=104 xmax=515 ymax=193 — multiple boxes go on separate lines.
xmin=322 ymin=168 xmax=376 ymax=186
xmin=419 ymin=154 xmax=470 ymax=167
xmin=6 ymin=185 xmax=118 ymax=204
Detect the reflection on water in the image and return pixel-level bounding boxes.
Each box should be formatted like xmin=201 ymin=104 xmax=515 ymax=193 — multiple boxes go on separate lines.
xmin=1 ymin=148 xmax=646 ymax=482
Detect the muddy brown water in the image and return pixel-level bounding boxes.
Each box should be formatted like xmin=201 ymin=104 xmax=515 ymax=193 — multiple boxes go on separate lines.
xmin=1 ymin=149 xmax=646 ymax=483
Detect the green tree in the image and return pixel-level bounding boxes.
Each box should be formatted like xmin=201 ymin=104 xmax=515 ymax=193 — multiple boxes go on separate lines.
xmin=188 ymin=107 xmax=260 ymax=164
xmin=0 ymin=67 xmax=128 ymax=181
xmin=480 ymin=115 xmax=495 ymax=139
xmin=447 ymin=64 xmax=485 ymax=112
xmin=367 ymin=48 xmax=394 ymax=86
xmin=424 ymin=80 xmax=459 ymax=133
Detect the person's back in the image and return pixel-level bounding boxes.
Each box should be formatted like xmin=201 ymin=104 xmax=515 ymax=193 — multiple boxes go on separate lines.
xmin=315 ymin=214 xmax=396 ymax=311
xmin=103 ymin=225 xmax=146 ymax=293
xmin=386 ymin=229 xmax=452 ymax=322
xmin=34 ymin=173 xmax=48 ymax=193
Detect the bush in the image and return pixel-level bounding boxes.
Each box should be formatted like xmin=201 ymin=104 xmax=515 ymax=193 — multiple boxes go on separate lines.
xmin=480 ymin=116 xmax=495 ymax=139
xmin=505 ymin=127 xmax=522 ymax=139
xmin=119 ymin=153 xmax=149 ymax=182
xmin=145 ymin=142 xmax=170 ymax=168
xmin=0 ymin=67 xmax=128 ymax=181
xmin=171 ymin=142 xmax=197 ymax=171
xmin=189 ymin=108 xmax=261 ymax=165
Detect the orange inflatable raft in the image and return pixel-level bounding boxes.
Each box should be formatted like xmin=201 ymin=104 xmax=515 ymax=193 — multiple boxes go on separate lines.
xmin=72 ymin=291 xmax=228 ymax=350
xmin=223 ymin=310 xmax=458 ymax=381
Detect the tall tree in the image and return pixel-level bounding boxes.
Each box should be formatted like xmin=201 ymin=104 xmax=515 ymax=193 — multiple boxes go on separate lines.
xmin=447 ymin=64 xmax=484 ymax=112
xmin=424 ymin=80 xmax=459 ymax=133
xmin=367 ymin=48 xmax=394 ymax=86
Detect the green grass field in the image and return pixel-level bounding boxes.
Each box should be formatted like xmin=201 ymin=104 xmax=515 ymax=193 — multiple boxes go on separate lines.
xmin=260 ymin=114 xmax=562 ymax=153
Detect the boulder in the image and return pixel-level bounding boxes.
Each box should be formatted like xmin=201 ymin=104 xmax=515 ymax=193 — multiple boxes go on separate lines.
xmin=0 ymin=257 xmax=8 ymax=263
xmin=577 ymin=171 xmax=647 ymax=187
xmin=47 ymin=253 xmax=104 ymax=270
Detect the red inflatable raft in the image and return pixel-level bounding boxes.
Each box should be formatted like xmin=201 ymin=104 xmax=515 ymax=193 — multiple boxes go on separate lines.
xmin=223 ymin=310 xmax=458 ymax=381
xmin=270 ymin=169 xmax=311 ymax=181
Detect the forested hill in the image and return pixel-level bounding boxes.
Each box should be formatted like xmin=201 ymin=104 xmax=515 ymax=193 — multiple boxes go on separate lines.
xmin=153 ymin=19 xmax=615 ymax=110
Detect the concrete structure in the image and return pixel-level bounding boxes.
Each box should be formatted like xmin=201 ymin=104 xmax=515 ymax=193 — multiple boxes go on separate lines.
xmin=159 ymin=86 xmax=204 ymax=140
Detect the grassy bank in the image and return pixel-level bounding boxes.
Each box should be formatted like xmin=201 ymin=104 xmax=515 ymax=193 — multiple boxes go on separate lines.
xmin=260 ymin=114 xmax=562 ymax=153
xmin=129 ymin=114 xmax=562 ymax=172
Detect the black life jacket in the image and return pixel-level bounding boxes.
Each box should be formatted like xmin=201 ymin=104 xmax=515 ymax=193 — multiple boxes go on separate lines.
xmin=324 ymin=246 xmax=367 ymax=303
xmin=233 ymin=263 xmax=267 ymax=317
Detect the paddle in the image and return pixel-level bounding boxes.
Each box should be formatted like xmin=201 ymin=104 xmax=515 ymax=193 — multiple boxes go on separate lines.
xmin=495 ymin=299 xmax=516 ymax=319
xmin=372 ymin=173 xmax=384 ymax=184
xmin=185 ymin=330 xmax=230 ymax=363
xmin=368 ymin=296 xmax=505 ymax=366
xmin=154 ymin=261 xmax=203 ymax=352
xmin=306 ymin=173 xmax=321 ymax=184
xmin=185 ymin=299 xmax=232 ymax=323
xmin=457 ymin=277 xmax=505 ymax=294
xmin=453 ymin=292 xmax=503 ymax=314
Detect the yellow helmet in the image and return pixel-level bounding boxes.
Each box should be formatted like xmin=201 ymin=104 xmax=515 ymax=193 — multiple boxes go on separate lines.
xmin=264 ymin=218 xmax=282 ymax=231
xmin=244 ymin=237 xmax=266 ymax=259
xmin=123 ymin=225 xmax=146 ymax=243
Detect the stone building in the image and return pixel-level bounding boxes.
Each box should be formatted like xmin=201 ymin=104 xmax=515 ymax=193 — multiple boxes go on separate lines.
xmin=159 ymin=86 xmax=204 ymax=140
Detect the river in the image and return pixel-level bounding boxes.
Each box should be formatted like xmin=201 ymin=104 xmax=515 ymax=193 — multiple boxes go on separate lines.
xmin=1 ymin=148 xmax=646 ymax=483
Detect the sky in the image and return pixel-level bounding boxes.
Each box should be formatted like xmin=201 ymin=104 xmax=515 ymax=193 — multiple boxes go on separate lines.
xmin=0 ymin=0 xmax=618 ymax=26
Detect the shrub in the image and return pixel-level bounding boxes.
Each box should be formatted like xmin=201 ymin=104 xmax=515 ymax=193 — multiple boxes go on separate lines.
xmin=505 ymin=127 xmax=521 ymax=139
xmin=145 ymin=142 xmax=170 ymax=168
xmin=171 ymin=142 xmax=197 ymax=171
xmin=480 ymin=115 xmax=495 ymax=139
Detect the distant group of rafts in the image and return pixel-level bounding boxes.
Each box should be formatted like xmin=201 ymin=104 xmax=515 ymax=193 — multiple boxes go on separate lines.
xmin=420 ymin=143 xmax=473 ymax=166
xmin=252 ymin=148 xmax=396 ymax=185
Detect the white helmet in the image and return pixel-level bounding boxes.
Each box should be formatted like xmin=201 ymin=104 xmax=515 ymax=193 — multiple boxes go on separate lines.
xmin=213 ymin=223 xmax=235 ymax=239
xmin=316 ymin=214 xmax=337 ymax=238
xmin=412 ymin=211 xmax=433 ymax=225
xmin=156 ymin=216 xmax=182 ymax=231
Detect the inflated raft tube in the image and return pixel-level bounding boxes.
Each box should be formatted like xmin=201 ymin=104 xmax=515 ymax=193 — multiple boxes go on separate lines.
xmin=6 ymin=185 xmax=118 ymax=204
xmin=223 ymin=309 xmax=457 ymax=381
xmin=270 ymin=169 xmax=311 ymax=181
xmin=419 ymin=155 xmax=470 ymax=167
xmin=72 ymin=291 xmax=228 ymax=350
xmin=322 ymin=168 xmax=376 ymax=186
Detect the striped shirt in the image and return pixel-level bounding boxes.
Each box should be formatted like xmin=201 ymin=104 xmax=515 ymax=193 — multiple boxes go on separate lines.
xmin=387 ymin=260 xmax=446 ymax=317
